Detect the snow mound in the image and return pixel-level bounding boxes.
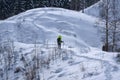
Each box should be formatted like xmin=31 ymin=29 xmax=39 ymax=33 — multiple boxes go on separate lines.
xmin=0 ymin=8 xmax=101 ymax=52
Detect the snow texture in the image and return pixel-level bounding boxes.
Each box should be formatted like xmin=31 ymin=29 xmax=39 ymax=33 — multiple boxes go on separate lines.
xmin=0 ymin=7 xmax=120 ymax=80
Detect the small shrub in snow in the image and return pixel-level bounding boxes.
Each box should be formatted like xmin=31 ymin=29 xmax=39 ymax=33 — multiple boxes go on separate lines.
xmin=116 ymin=54 xmax=120 ymax=63
xmin=116 ymin=54 xmax=120 ymax=58
xmin=111 ymin=66 xmax=119 ymax=72
xmin=83 ymin=72 xmax=100 ymax=79
xmin=116 ymin=48 xmax=120 ymax=52
xmin=80 ymin=62 xmax=85 ymax=72
xmin=0 ymin=68 xmax=3 ymax=78
xmin=14 ymin=67 xmax=21 ymax=73
xmin=55 ymin=68 xmax=63 ymax=73
xmin=58 ymin=73 xmax=65 ymax=77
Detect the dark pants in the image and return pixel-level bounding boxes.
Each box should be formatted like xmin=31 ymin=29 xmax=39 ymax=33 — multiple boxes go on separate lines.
xmin=57 ymin=42 xmax=61 ymax=49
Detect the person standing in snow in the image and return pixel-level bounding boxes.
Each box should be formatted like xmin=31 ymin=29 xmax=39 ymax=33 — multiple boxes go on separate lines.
xmin=57 ymin=35 xmax=63 ymax=49
xmin=102 ymin=43 xmax=108 ymax=51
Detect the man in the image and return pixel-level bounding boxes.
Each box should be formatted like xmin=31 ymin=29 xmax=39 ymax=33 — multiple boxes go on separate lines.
xmin=57 ymin=35 xmax=63 ymax=49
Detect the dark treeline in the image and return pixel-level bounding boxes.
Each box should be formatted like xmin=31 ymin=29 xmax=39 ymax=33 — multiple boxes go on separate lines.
xmin=0 ymin=0 xmax=99 ymax=20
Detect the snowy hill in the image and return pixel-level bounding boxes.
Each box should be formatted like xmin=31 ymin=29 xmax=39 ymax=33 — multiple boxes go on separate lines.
xmin=84 ymin=0 xmax=120 ymax=18
xmin=0 ymin=8 xmax=120 ymax=80
xmin=0 ymin=8 xmax=101 ymax=48
xmin=84 ymin=2 xmax=100 ymax=17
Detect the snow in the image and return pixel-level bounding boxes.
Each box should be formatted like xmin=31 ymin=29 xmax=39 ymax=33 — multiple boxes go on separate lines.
xmin=84 ymin=2 xmax=101 ymax=17
xmin=0 ymin=7 xmax=120 ymax=80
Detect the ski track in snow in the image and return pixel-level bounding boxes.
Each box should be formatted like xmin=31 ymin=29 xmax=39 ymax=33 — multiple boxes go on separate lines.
xmin=70 ymin=51 xmax=118 ymax=80
xmin=104 ymin=62 xmax=112 ymax=80
xmin=1 ymin=7 xmax=120 ymax=80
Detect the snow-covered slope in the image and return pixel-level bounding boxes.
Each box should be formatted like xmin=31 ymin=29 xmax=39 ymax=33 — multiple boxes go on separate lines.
xmin=84 ymin=2 xmax=100 ymax=17
xmin=0 ymin=8 xmax=101 ymax=49
xmin=85 ymin=0 xmax=120 ymax=18
xmin=0 ymin=8 xmax=120 ymax=80
xmin=84 ymin=0 xmax=120 ymax=51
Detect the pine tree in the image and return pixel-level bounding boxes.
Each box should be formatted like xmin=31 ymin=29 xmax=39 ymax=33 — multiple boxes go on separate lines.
xmin=0 ymin=0 xmax=100 ymax=19
xmin=24 ymin=0 xmax=34 ymax=10
xmin=33 ymin=0 xmax=43 ymax=7
xmin=0 ymin=0 xmax=9 ymax=19
xmin=70 ymin=0 xmax=80 ymax=10
xmin=14 ymin=0 xmax=22 ymax=14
